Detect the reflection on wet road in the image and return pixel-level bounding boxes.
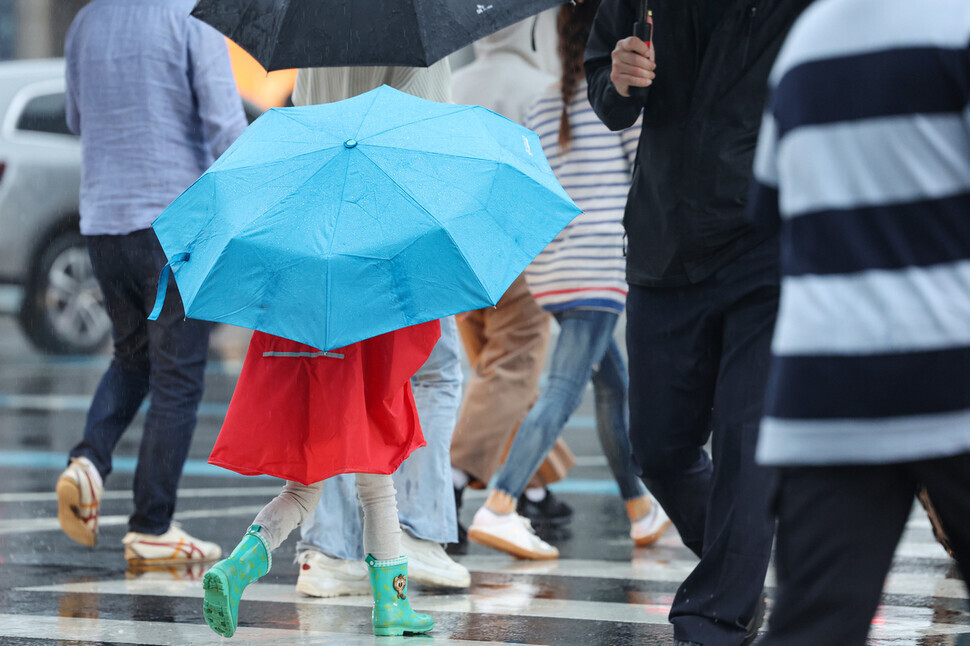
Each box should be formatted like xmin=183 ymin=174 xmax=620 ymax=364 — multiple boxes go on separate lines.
xmin=0 ymin=317 xmax=967 ymax=645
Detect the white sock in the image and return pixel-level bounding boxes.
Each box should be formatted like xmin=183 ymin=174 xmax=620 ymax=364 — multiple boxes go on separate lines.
xmin=76 ymin=456 xmax=103 ymax=491
xmin=524 ymin=487 xmax=547 ymax=503
xmin=452 ymin=468 xmax=469 ymax=490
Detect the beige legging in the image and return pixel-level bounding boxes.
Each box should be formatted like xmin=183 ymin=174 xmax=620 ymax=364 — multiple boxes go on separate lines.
xmin=252 ymin=473 xmax=401 ymax=560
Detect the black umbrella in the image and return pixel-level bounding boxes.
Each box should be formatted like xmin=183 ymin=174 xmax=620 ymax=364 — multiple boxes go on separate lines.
xmin=191 ymin=0 xmax=568 ymax=71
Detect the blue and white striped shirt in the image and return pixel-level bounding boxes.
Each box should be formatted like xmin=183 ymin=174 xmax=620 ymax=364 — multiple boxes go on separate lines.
xmin=752 ymin=0 xmax=970 ymax=465
xmin=523 ymin=81 xmax=639 ymax=313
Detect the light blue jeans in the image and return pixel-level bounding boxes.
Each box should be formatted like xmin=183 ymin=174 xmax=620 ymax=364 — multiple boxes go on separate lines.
xmin=492 ymin=309 xmax=646 ymax=501
xmin=297 ymin=317 xmax=462 ymax=559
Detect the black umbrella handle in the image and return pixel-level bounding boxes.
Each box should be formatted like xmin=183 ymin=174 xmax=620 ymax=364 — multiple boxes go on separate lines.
xmin=629 ymin=0 xmax=651 ymax=101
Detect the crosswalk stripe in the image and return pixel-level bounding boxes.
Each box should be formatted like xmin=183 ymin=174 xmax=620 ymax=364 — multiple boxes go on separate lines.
xmin=0 ymin=613 xmax=507 ymax=645
xmin=0 ymin=505 xmax=266 ymax=535
xmin=456 ymin=556 xmax=969 ymax=601
xmin=19 ymin=577 xmax=970 ymax=639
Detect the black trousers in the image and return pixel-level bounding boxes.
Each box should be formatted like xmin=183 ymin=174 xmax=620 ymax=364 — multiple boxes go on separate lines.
xmin=762 ymin=453 xmax=970 ymax=646
xmin=626 ymin=239 xmax=780 ymax=645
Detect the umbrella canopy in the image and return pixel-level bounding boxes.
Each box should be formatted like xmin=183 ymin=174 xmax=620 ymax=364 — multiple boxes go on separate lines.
xmin=190 ymin=0 xmax=567 ymax=70
xmin=150 ymin=85 xmax=580 ymax=351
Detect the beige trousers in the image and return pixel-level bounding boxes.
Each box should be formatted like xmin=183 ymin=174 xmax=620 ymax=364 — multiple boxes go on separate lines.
xmin=451 ymin=274 xmax=575 ymax=487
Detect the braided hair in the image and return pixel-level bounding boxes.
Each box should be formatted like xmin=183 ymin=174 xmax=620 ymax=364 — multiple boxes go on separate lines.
xmin=557 ymin=0 xmax=602 ymax=152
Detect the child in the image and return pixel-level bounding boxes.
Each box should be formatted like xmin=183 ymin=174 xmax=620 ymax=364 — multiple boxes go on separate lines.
xmin=201 ymin=320 xmax=440 ymax=638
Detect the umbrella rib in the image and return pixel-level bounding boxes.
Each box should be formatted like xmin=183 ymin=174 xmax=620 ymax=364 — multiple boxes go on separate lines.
xmin=353 ymin=87 xmax=387 ymax=142
xmin=357 ymin=105 xmax=477 ymax=143
xmin=355 ymin=147 xmax=493 ymax=301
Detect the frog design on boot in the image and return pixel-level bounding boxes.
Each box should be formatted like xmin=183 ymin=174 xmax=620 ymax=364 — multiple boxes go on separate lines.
xmin=202 ymin=525 xmax=271 ymax=638
xmin=366 ymin=554 xmax=434 ymax=636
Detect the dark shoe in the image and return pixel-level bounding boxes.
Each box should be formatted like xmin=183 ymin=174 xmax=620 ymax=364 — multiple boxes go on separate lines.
xmin=740 ymin=593 xmax=767 ymax=646
xmin=516 ymin=490 xmax=573 ymax=528
xmin=446 ymin=486 xmax=468 ymax=556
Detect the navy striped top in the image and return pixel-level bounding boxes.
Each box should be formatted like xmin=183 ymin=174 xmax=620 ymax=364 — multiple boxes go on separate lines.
xmin=751 ymin=0 xmax=970 ymax=465
xmin=523 ymin=81 xmax=639 ymax=313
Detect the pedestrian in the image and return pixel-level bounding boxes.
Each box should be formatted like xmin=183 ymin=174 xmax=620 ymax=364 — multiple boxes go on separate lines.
xmin=450 ymin=13 xmax=578 ymax=537
xmin=295 ymin=318 xmax=470 ymax=596
xmin=584 ymin=0 xmax=810 ymax=643
xmin=55 ymin=0 xmax=247 ymax=564
xmin=466 ymin=0 xmax=671 ymax=560
xmin=750 ymin=1 xmax=970 ymax=644
xmin=287 ymin=62 xmax=469 ymax=596
xmin=201 ymin=323 xmax=441 ymax=638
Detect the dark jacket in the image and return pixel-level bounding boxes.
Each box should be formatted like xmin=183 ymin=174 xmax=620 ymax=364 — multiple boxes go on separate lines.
xmin=585 ymin=0 xmax=811 ymax=286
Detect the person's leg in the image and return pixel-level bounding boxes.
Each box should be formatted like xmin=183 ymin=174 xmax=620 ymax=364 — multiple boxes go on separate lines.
xmin=128 ymin=230 xmax=212 ymax=535
xmin=762 ymin=465 xmax=914 ymax=646
xmin=590 ymin=337 xmax=646 ymax=502
xmin=912 ymin=452 xmax=970 ymax=589
xmin=254 ymin=481 xmax=326 ymax=552
xmin=297 ymin=474 xmax=364 ymax=559
xmin=669 ymin=240 xmax=780 ymax=645
xmin=57 ymin=233 xmax=151 ymax=546
xmin=357 ymin=473 xmax=434 ymax=636
xmin=294 ymin=474 xmax=369 ymax=598
xmin=626 ymin=282 xmax=718 ymax=559
xmin=395 ymin=317 xmax=470 ymax=587
xmin=489 ymin=310 xmax=618 ymax=502
xmin=450 ymin=275 xmax=569 ymax=485
xmin=396 ymin=316 xmax=462 ymax=544
xmin=204 ymin=481 xmax=324 ymax=638
xmin=70 ymin=233 xmax=151 ymax=478
xmin=590 ymin=338 xmax=671 ymax=546
xmin=467 ymin=311 xmax=615 ymax=559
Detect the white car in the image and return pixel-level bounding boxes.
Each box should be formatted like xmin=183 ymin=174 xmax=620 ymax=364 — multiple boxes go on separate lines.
xmin=0 ymin=58 xmax=259 ymax=354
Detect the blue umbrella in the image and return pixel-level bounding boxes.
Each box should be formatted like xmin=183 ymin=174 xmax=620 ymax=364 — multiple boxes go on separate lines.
xmin=150 ymin=85 xmax=580 ymax=351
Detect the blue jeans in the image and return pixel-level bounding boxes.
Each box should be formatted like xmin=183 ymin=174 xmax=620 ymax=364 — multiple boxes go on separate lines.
xmin=298 ymin=316 xmax=462 ymax=559
xmin=492 ymin=309 xmax=646 ymax=501
xmin=71 ymin=229 xmax=211 ymax=535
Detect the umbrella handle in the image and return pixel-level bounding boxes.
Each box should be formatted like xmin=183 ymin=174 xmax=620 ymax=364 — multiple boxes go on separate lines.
xmin=148 ymin=252 xmax=190 ymax=321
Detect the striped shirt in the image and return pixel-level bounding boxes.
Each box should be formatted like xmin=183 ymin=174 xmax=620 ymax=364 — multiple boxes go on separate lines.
xmin=752 ymin=0 xmax=970 ymax=466
xmin=523 ymin=81 xmax=639 ymax=313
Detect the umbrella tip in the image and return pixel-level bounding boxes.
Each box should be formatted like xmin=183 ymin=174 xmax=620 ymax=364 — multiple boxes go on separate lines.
xmin=344 ymin=139 xmax=358 ymax=149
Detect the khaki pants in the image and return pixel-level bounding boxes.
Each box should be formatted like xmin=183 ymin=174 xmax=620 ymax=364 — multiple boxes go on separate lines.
xmin=451 ymin=274 xmax=575 ymax=487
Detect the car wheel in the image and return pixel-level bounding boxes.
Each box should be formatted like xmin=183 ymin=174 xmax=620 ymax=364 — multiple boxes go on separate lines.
xmin=19 ymin=231 xmax=111 ymax=354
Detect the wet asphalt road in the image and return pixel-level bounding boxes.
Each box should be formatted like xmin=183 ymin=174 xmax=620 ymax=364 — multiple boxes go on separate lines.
xmin=0 ymin=313 xmax=967 ymax=645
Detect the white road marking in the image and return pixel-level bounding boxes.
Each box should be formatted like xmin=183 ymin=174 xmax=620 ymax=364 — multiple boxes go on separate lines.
xmin=0 ymin=505 xmax=265 ymax=535
xmin=0 ymin=613 xmax=507 ymax=645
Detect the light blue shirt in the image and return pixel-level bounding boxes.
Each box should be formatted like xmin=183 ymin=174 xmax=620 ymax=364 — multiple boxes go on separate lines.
xmin=65 ymin=0 xmax=247 ymax=235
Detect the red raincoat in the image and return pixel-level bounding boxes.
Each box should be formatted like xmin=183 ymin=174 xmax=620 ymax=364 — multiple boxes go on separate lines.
xmin=209 ymin=321 xmax=441 ymax=485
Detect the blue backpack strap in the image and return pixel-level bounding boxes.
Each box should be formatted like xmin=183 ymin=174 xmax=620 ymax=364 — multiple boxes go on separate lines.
xmin=148 ymin=252 xmax=190 ymax=321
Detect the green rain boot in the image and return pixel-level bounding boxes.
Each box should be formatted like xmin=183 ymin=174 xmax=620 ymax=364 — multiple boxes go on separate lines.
xmin=202 ymin=525 xmax=271 ymax=638
xmin=366 ymin=554 xmax=435 ymax=636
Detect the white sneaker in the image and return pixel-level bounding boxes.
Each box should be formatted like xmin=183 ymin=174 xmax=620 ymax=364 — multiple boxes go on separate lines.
xmin=295 ymin=550 xmax=370 ymax=598
xmin=630 ymin=497 xmax=673 ymax=547
xmin=122 ymin=522 xmax=221 ymax=565
xmin=56 ymin=457 xmax=103 ymax=547
xmin=467 ymin=507 xmax=559 ymax=560
xmin=401 ymin=531 xmax=471 ymax=588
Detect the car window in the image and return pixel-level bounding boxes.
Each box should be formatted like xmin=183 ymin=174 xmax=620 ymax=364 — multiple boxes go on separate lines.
xmin=16 ymin=92 xmax=72 ymax=136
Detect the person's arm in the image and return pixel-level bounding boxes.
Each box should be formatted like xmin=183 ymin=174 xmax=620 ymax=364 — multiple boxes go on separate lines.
xmin=746 ymin=100 xmax=781 ymax=233
xmin=64 ymin=22 xmax=81 ymax=135
xmin=620 ymin=116 xmax=642 ymax=169
xmin=584 ymin=0 xmax=654 ymax=131
xmin=186 ymin=20 xmax=248 ymax=160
